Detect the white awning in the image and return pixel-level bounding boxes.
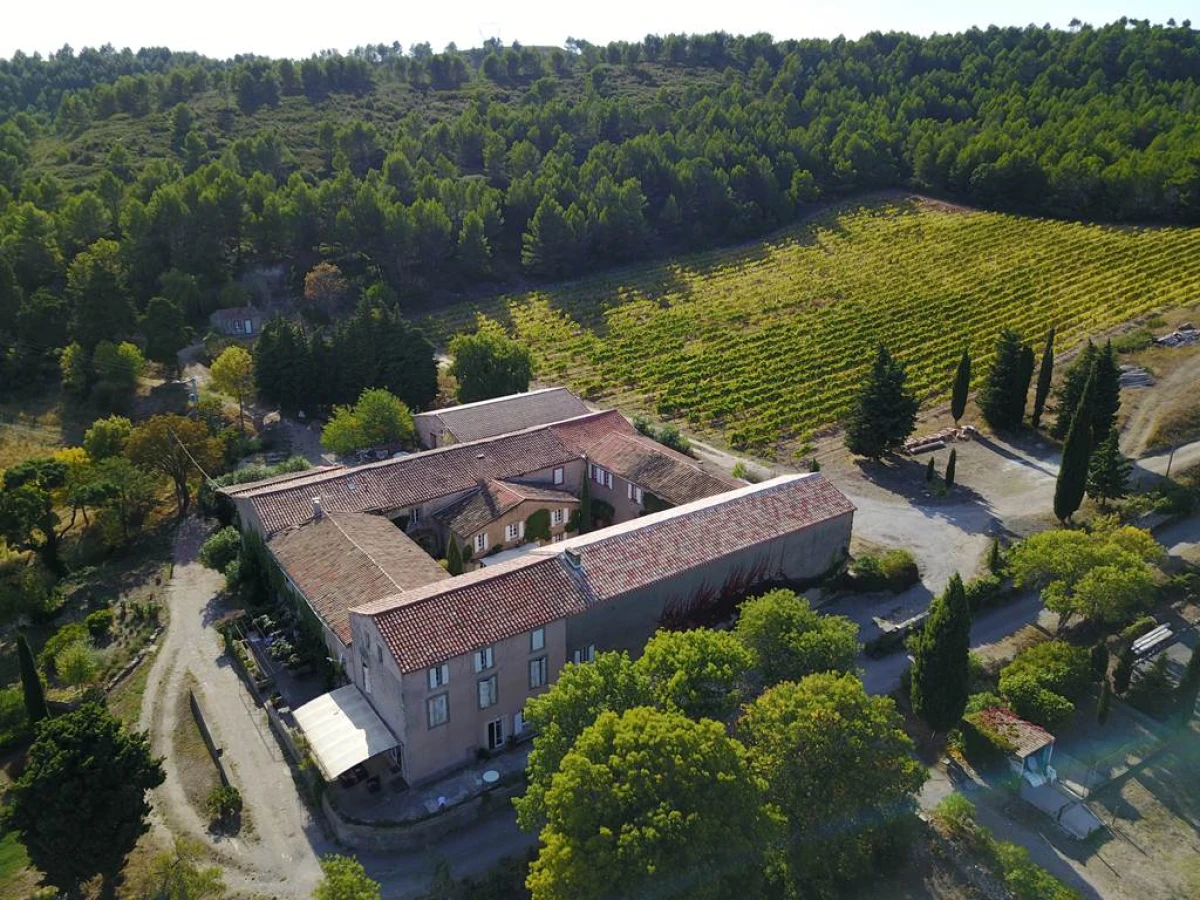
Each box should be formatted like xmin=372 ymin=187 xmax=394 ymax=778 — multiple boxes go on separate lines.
xmin=293 ymin=684 xmax=398 ymax=781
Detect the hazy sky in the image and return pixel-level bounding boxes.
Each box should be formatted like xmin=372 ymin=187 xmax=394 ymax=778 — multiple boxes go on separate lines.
xmin=1 ymin=1 xmax=1189 ymax=60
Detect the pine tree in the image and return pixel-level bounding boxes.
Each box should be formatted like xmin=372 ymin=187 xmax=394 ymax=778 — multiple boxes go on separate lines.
xmin=446 ymin=538 xmax=463 ymax=576
xmin=17 ymin=633 xmax=48 ymax=725
xmin=1097 ymin=676 xmax=1111 ymax=725
xmin=1090 ymin=640 xmax=1110 ymax=680
xmin=1053 ymin=371 xmax=1094 ymax=523
xmin=1031 ymin=327 xmax=1055 ymax=430
xmin=1052 ymin=342 xmax=1097 ymax=439
xmin=910 ymin=573 xmax=971 ymax=732
xmin=843 ymin=345 xmax=919 ymax=460
xmin=521 ymin=197 xmax=577 ymax=278
xmin=1015 ymin=343 xmax=1035 ymax=423
xmin=1087 ymin=430 xmax=1131 ymax=509
xmin=977 ymin=329 xmax=1026 ymax=430
xmin=945 ymin=448 xmax=957 ymax=487
xmin=925 ymin=456 xmax=935 ymax=482
xmin=1088 ymin=341 xmax=1122 ymax=447
xmin=1113 ymin=645 xmax=1135 ymax=695
xmin=950 ymin=348 xmax=971 ymax=425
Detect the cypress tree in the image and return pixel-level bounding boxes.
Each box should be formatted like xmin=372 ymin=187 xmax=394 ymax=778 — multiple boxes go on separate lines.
xmin=1052 ymin=342 xmax=1097 ymax=439
xmin=950 ymin=348 xmax=971 ymax=425
xmin=1097 ymin=676 xmax=1111 ymax=725
xmin=1087 ymin=430 xmax=1131 ymax=509
xmin=910 ymin=573 xmax=971 ymax=732
xmin=577 ymin=475 xmax=592 ymax=535
xmin=446 ymin=538 xmax=463 ymax=576
xmin=1088 ymin=341 xmax=1122 ymax=447
xmin=925 ymin=456 xmax=935 ymax=482
xmin=945 ymin=448 xmax=957 ymax=487
xmin=1031 ymin=327 xmax=1055 ymax=430
xmin=843 ymin=345 xmax=919 ymax=460
xmin=1113 ymin=645 xmax=1135 ymax=695
xmin=1090 ymin=640 xmax=1110 ymax=680
xmin=977 ymin=329 xmax=1025 ymax=430
xmin=17 ymin=633 xmax=48 ymax=725
xmin=988 ymin=539 xmax=1004 ymax=574
xmin=1053 ymin=371 xmax=1094 ymax=523
xmin=1015 ymin=343 xmax=1035 ymax=423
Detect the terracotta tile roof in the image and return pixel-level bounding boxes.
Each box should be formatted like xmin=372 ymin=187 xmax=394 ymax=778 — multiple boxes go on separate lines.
xmin=229 ymin=411 xmax=627 ymax=535
xmin=414 ymin=388 xmax=591 ymax=444
xmin=355 ymin=555 xmax=591 ymax=672
xmin=355 ymin=473 xmax=853 ymax=672
xmin=222 ymin=465 xmax=344 ymax=498
xmin=972 ymin=707 xmax=1055 ymax=757
xmin=542 ymin=473 xmax=855 ymax=600
xmin=585 ymin=431 xmax=741 ymax=506
xmin=268 ymin=513 xmax=449 ymax=645
xmin=433 ymin=480 xmax=578 ymax=537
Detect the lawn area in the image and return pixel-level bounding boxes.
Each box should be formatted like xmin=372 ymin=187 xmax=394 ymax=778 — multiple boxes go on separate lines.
xmin=424 ymin=197 xmax=1200 ymax=454
xmin=0 ymin=830 xmax=36 ymax=899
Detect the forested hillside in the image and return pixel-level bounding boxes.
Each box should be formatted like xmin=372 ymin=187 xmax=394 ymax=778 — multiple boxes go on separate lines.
xmin=1 ymin=21 xmax=1198 ymax=400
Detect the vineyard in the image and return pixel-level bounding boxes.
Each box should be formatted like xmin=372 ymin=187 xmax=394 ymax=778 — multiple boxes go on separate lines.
xmin=424 ymin=198 xmax=1200 ymax=454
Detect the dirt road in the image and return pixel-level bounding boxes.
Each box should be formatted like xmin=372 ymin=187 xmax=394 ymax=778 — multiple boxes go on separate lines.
xmin=140 ymin=518 xmax=328 ymax=898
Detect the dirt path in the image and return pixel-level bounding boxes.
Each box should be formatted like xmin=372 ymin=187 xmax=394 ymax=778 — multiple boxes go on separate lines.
xmin=140 ymin=517 xmax=328 ymax=897
xmin=1120 ymin=348 xmax=1200 ymax=457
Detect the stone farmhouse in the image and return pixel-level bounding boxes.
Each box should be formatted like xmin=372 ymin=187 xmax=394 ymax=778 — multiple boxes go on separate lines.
xmin=220 ymin=393 xmax=855 ymax=787
xmin=413 ymin=387 xmax=592 ymax=449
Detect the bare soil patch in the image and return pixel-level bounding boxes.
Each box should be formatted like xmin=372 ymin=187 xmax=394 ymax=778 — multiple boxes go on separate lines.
xmin=172 ymin=676 xmax=222 ymax=827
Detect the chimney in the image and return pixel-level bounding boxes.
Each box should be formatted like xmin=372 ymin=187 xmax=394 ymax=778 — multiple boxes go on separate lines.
xmin=312 ymin=497 xmax=323 ymax=519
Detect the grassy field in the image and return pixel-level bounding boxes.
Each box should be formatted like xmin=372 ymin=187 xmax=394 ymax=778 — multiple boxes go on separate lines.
xmin=425 ymin=197 xmax=1200 ymax=454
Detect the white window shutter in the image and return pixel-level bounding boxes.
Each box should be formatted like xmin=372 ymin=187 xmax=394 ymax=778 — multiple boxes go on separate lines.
xmin=441 ymin=664 xmax=450 ymax=685
xmin=519 ymin=520 xmax=525 ymax=538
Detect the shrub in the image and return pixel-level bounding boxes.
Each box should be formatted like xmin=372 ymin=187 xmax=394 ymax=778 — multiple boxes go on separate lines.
xmin=199 ymin=527 xmax=242 ymax=573
xmin=525 ymin=508 xmax=551 ymax=543
xmin=206 ymin=784 xmax=243 ymax=826
xmin=851 ymin=549 xmax=919 ymax=593
xmin=931 ymin=792 xmax=976 ymax=838
xmin=38 ymin=622 xmax=89 ymax=675
xmin=0 ymin=684 xmax=30 ymax=749
xmin=999 ymin=641 xmax=1090 ymax=730
xmin=85 ymin=608 xmax=115 ymax=640
xmin=993 ymin=840 xmax=1082 ymax=900
xmin=1119 ymin=616 xmax=1158 ymax=645
xmin=731 ymin=461 xmax=748 ymax=480
xmin=964 ymin=574 xmax=1006 ymax=612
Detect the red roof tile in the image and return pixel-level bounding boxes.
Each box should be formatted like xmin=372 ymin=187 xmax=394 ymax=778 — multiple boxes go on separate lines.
xmin=549 ymin=473 xmax=854 ymax=599
xmin=972 ymin=707 xmax=1055 ymax=757
xmin=268 ymin=513 xmax=449 ymax=644
xmin=356 ymin=555 xmax=591 ymax=672
xmin=584 ymin=431 xmax=740 ymax=506
xmin=433 ymin=479 xmax=578 ymax=537
xmin=356 ymin=474 xmax=853 ymax=672
xmin=230 ymin=411 xmax=627 ymax=535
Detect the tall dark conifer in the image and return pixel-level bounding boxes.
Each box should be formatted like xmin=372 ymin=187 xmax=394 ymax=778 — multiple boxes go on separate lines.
xmin=1088 ymin=340 xmax=1121 ymax=447
xmin=950 ymin=348 xmax=971 ymax=425
xmin=1031 ymin=327 xmax=1055 ymax=430
xmin=1015 ymin=343 xmax=1035 ymax=423
xmin=910 ymin=573 xmax=971 ymax=732
xmin=844 ymin=345 xmax=919 ymax=459
xmin=1052 ymin=342 xmax=1097 ymax=439
xmin=978 ymin=329 xmax=1025 ymax=430
xmin=17 ymin=633 xmax=48 ymax=725
xmin=1054 ymin=371 xmax=1094 ymax=522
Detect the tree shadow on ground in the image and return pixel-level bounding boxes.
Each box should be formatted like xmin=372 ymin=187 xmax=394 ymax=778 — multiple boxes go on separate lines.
xmin=972 ymin=432 xmax=1061 ymax=479
xmin=853 ymin=452 xmax=1015 ymax=541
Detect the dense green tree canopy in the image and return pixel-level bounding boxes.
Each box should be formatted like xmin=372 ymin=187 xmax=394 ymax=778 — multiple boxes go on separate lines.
xmin=448 ymin=316 xmax=535 ymax=404
xmin=528 ymin=706 xmax=772 ymax=900
xmin=733 ymin=587 xmax=858 ymax=687
xmin=2 ymin=702 xmax=165 ymax=889
xmin=634 ymin=627 xmax=755 ymax=721
xmin=738 ymin=673 xmax=926 ymax=896
xmin=515 ymin=651 xmax=651 ymax=831
xmin=1008 ymin=520 xmax=1163 ymax=627
xmin=320 ymin=387 xmax=415 ymax=456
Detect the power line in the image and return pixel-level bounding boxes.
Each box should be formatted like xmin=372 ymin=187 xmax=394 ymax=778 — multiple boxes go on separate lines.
xmin=167 ymin=424 xmax=216 ymax=485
